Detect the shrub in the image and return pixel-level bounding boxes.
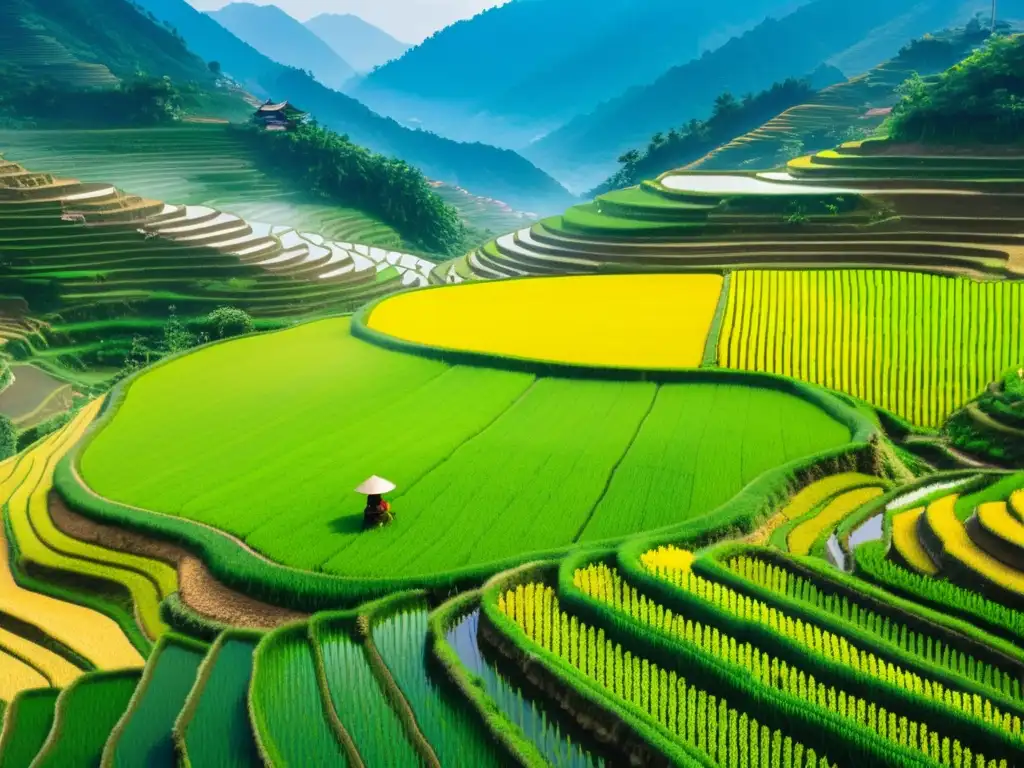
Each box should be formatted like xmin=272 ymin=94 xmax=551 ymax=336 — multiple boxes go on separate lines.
xmin=204 ymin=307 xmax=254 ymax=340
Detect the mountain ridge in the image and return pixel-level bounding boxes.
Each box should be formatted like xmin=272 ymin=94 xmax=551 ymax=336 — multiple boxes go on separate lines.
xmin=208 ymin=3 xmax=356 ymax=90
xmin=523 ymin=0 xmax=940 ymax=189
xmin=304 ymin=13 xmax=410 ymax=73
xmin=352 ymin=0 xmax=808 ymax=148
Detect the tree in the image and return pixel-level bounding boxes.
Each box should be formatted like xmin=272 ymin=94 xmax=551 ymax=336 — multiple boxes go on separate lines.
xmin=205 ymin=307 xmax=254 ymax=340
xmin=0 ymin=415 xmax=16 ymax=461
xmin=208 ymin=61 xmax=222 ymax=77
xmin=162 ymin=305 xmax=194 ymax=354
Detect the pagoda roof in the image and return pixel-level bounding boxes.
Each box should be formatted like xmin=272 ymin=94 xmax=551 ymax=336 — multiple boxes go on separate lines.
xmin=256 ymin=101 xmax=306 ymax=115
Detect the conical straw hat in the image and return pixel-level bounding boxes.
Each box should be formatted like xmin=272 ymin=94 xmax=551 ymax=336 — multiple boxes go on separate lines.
xmin=355 ymin=475 xmax=396 ymax=495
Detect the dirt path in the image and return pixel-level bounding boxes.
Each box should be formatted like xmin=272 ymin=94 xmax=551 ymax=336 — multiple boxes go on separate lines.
xmin=49 ymin=493 xmax=305 ymax=629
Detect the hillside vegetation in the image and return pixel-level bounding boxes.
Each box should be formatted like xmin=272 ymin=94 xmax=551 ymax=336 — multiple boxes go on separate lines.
xmin=527 ymin=0 xmax=960 ymax=188
xmin=592 ymin=76 xmax=821 ymax=195
xmin=239 ymin=123 xmax=464 ymax=255
xmin=131 ymin=0 xmax=575 ymax=212
xmin=686 ymin=21 xmax=995 ymax=172
xmin=888 ymin=33 xmax=1024 ymax=144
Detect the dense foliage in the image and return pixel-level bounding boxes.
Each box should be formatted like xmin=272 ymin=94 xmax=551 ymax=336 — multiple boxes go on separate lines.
xmin=203 ymin=307 xmax=254 ymax=341
xmin=944 ymin=367 xmax=1024 ymax=464
xmin=592 ymin=78 xmax=815 ymax=195
xmin=240 ymin=123 xmax=464 ymax=256
xmin=888 ymin=34 xmax=1024 ymax=144
xmin=0 ymin=75 xmax=183 ymax=127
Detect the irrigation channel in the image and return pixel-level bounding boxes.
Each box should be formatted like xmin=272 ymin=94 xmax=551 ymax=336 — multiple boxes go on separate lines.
xmin=447 ymin=610 xmax=609 ymax=768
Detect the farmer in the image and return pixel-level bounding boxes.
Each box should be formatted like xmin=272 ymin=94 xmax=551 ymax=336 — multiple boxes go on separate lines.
xmin=356 ymin=475 xmax=396 ymax=529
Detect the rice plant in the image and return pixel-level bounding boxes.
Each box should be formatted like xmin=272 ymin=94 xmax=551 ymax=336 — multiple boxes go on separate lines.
xmin=178 ymin=633 xmax=261 ymax=768
xmin=316 ymin=621 xmax=422 ymax=767
xmin=372 ymin=605 xmax=504 ymax=766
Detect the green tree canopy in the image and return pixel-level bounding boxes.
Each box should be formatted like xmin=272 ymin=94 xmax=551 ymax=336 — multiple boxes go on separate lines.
xmin=241 ymin=122 xmax=465 ymax=256
xmin=888 ymin=34 xmax=1024 ymax=144
xmin=205 ymin=307 xmax=254 ymax=340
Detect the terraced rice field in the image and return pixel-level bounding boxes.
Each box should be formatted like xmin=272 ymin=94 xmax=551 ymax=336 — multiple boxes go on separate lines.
xmin=0 ymin=424 xmax=146 ymax=675
xmin=366 ymin=274 xmax=723 ymax=369
xmin=0 ymin=127 xmax=404 ymax=249
xmin=717 ymin=269 xmax=1024 ymax=426
xmin=79 ymin=316 xmax=851 ymax=578
xmin=6 ymin=402 xmax=175 ymax=641
xmin=7 ymin=92 xmax=1024 ymax=764
xmin=458 ymin=140 xmax=1024 ymax=284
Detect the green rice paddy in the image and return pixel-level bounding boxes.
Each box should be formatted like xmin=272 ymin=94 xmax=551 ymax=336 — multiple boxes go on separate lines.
xmin=79 ymin=317 xmax=851 ymax=578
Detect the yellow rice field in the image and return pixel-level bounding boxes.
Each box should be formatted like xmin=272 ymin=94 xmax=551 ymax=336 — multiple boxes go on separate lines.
xmin=366 ymin=274 xmax=724 ymax=369
xmin=977 ymin=500 xmax=1024 ymax=553
xmin=641 ymin=546 xmax=695 ymax=572
xmin=778 ymin=473 xmax=880 ymax=522
xmin=0 ymin=413 xmax=145 ymax=671
xmin=787 ymin=486 xmax=884 ymax=555
xmin=890 ymin=507 xmax=938 ymax=575
xmin=926 ymin=496 xmax=1024 ymax=594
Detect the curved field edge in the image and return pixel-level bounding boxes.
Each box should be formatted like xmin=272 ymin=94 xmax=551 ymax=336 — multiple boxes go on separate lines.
xmin=56 ymin=319 xmax=880 ymax=610
xmin=173 ymin=628 xmax=263 ymax=768
xmin=100 ymin=633 xmax=207 ymax=768
xmin=361 ymin=274 xmax=723 ymax=371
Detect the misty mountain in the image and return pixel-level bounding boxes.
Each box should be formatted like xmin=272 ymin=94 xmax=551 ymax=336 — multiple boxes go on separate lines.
xmin=524 ymin=0 xmax=934 ymax=189
xmin=208 ymin=3 xmax=356 ymax=90
xmin=131 ymin=0 xmax=575 ymax=211
xmin=350 ymin=0 xmax=808 ymax=147
xmin=304 ymin=13 xmax=410 ymax=73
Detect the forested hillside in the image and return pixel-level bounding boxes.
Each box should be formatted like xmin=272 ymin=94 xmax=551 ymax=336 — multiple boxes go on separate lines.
xmin=888 ymin=33 xmax=1024 ymax=144
xmin=2 ymin=0 xmax=212 ymax=84
xmin=591 ymin=76 xmax=823 ymax=195
xmin=526 ymin=0 xmax=956 ymax=188
xmin=209 ymin=3 xmax=355 ymax=90
xmin=131 ymin=0 xmax=575 ymax=211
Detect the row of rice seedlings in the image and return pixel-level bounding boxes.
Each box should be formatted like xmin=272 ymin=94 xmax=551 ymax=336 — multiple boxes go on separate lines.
xmin=446 ymin=609 xmax=604 ymax=768
xmin=314 ymin=619 xmax=424 ymax=767
xmin=0 ymin=688 xmax=60 ymax=768
xmin=719 ymin=269 xmax=1024 ymax=426
xmin=640 ymin=550 xmax=1023 ymax=736
xmin=32 ymin=670 xmax=139 ymax=767
xmin=573 ymin=563 xmax=1015 ymax=765
xmin=174 ymin=631 xmax=262 ymax=768
xmin=248 ymin=623 xmax=349 ymax=766
xmin=102 ymin=635 xmax=206 ymax=767
xmin=724 ymin=552 xmax=1021 ymax=698
xmin=371 ymin=604 xmax=505 ymax=766
xmin=852 ymin=539 xmax=1024 ymax=643
xmin=497 ymin=582 xmax=839 ymax=768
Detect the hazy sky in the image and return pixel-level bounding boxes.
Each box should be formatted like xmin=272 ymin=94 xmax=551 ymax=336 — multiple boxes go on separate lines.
xmin=187 ymin=0 xmax=511 ymax=43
